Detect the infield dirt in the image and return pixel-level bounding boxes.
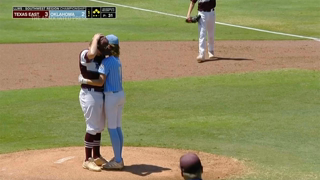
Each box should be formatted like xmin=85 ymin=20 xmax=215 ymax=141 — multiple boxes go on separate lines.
xmin=0 ymin=40 xmax=319 ymax=91
xmin=0 ymin=40 xmax=319 ymax=180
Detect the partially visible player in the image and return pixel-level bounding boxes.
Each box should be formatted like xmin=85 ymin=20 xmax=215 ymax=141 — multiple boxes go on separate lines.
xmin=180 ymin=153 xmax=204 ymax=180
xmin=79 ymin=33 xmax=110 ymax=172
xmin=79 ymin=34 xmax=125 ymax=170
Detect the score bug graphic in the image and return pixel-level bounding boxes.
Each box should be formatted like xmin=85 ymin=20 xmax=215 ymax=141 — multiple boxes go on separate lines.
xmin=13 ymin=7 xmax=50 ymax=18
xmin=13 ymin=7 xmax=116 ymax=19
xmin=92 ymin=7 xmax=100 ymax=18
xmin=87 ymin=7 xmax=116 ymax=19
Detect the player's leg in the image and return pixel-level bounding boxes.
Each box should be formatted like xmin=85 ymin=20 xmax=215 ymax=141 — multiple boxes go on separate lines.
xmin=116 ymin=128 xmax=123 ymax=158
xmin=79 ymin=89 xmax=96 ymax=161
xmin=198 ymin=11 xmax=207 ymax=60
xmin=93 ymin=95 xmax=104 ymax=159
xmin=84 ymin=133 xmax=94 ymax=161
xmin=107 ymin=128 xmax=121 ymax=162
xmin=103 ymin=92 xmax=124 ymax=170
xmin=92 ymin=132 xmax=108 ymax=166
xmin=116 ymin=91 xmax=125 ymax=158
xmin=92 ymin=94 xmax=108 ymax=166
xmin=207 ymin=10 xmax=216 ymax=58
xmin=79 ymin=89 xmax=102 ymax=172
xmin=93 ymin=133 xmax=101 ymax=158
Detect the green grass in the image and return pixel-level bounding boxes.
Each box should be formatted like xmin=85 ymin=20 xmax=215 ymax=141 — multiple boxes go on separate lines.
xmin=217 ymin=0 xmax=320 ymax=38
xmin=1 ymin=69 xmax=320 ymax=179
xmin=0 ymin=0 xmax=319 ymax=43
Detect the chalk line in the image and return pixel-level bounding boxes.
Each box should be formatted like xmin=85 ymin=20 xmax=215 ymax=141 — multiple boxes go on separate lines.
xmin=54 ymin=156 xmax=75 ymax=164
xmin=89 ymin=0 xmax=319 ymax=41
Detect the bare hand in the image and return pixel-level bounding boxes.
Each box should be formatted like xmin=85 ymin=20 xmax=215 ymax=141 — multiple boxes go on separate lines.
xmin=93 ymin=33 xmax=103 ymax=41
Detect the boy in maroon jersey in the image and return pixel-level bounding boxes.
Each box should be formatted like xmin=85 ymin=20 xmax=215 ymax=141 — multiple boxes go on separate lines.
xmin=78 ymin=33 xmax=109 ymax=171
xmin=187 ymin=0 xmax=216 ymax=63
xmin=180 ymin=153 xmax=204 ymax=180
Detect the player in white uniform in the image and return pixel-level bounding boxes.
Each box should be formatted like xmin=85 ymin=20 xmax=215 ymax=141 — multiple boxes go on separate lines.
xmin=187 ymin=0 xmax=216 ymax=62
xmin=79 ymin=34 xmax=125 ymax=170
xmin=79 ymin=33 xmax=109 ymax=172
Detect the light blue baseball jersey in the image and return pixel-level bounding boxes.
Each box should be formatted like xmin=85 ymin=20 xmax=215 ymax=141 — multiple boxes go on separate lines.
xmin=98 ymin=56 xmax=123 ymax=92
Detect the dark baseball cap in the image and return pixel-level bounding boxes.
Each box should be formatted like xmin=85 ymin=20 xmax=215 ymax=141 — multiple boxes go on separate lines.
xmin=180 ymin=153 xmax=203 ymax=174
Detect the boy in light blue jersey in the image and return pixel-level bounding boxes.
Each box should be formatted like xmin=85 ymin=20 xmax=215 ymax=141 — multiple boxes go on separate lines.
xmin=79 ymin=34 xmax=125 ymax=170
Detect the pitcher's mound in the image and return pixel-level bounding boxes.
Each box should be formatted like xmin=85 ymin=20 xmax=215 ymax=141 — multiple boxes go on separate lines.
xmin=0 ymin=147 xmax=246 ymax=180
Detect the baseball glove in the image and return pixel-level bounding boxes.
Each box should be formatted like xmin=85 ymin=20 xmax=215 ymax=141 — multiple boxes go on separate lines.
xmin=186 ymin=15 xmax=201 ymax=23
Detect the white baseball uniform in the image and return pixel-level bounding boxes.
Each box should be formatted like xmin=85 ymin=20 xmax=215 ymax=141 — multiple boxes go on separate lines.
xmin=98 ymin=56 xmax=125 ymax=129
xmin=79 ymin=49 xmax=105 ymax=135
xmin=193 ymin=0 xmax=216 ymax=58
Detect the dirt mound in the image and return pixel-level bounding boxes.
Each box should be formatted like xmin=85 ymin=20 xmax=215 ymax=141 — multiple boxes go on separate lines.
xmin=0 ymin=40 xmax=319 ymax=179
xmin=0 ymin=147 xmax=245 ymax=180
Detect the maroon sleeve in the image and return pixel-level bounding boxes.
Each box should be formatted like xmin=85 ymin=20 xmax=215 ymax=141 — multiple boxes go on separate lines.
xmin=84 ymin=51 xmax=90 ymax=63
xmin=191 ymin=0 xmax=197 ymax=3
xmin=79 ymin=49 xmax=92 ymax=63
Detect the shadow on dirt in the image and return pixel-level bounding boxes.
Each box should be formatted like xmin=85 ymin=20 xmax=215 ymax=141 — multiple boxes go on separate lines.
xmin=123 ymin=164 xmax=171 ymax=176
xmin=198 ymin=56 xmax=253 ymax=63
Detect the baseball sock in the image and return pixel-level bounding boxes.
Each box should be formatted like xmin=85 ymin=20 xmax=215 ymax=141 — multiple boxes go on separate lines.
xmin=84 ymin=133 xmax=95 ymax=161
xmin=108 ymin=128 xmax=121 ymax=163
xmin=116 ymin=127 xmax=123 ymax=158
xmin=93 ymin=133 xmax=101 ymax=159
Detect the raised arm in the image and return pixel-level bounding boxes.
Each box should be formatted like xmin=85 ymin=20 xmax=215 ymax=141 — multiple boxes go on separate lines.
xmin=87 ymin=33 xmax=103 ymax=60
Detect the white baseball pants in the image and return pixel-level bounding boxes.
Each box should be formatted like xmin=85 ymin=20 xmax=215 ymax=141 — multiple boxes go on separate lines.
xmin=79 ymin=89 xmax=105 ymax=135
xmin=198 ymin=10 xmax=216 ymax=57
xmin=104 ymin=91 xmax=125 ymax=129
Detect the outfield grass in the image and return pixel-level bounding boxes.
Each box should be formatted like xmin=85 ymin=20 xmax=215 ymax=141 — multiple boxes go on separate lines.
xmin=1 ymin=1 xmax=319 ymax=179
xmin=0 ymin=0 xmax=319 ymax=43
xmin=1 ymin=69 xmax=320 ymax=179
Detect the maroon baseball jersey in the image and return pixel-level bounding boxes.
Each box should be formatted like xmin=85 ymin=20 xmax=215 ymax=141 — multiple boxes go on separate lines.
xmin=79 ymin=49 xmax=104 ymax=91
xmin=191 ymin=0 xmax=216 ymax=12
